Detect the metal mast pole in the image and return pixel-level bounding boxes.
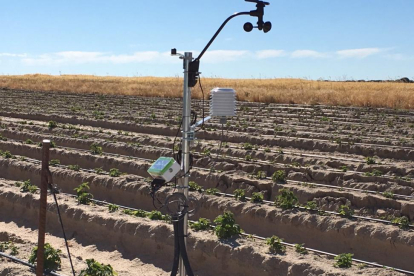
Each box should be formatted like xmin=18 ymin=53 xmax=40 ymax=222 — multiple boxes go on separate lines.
xmin=179 ymin=52 xmax=192 ymax=276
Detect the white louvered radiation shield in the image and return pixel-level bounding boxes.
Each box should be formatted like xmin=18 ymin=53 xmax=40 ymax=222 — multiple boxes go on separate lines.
xmin=209 ymin=88 xmax=237 ymax=117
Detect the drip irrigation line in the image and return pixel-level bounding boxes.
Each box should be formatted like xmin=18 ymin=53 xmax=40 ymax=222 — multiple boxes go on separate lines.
xmin=0 ymin=251 xmax=64 ymax=276
xmin=4 ymin=149 xmax=414 ymax=227
xmin=286 ymin=179 xmax=414 ymax=201
xmin=196 ymin=140 xmax=364 ymax=163
xmin=2 ymin=114 xmax=413 ymax=156
xmin=4 ymin=134 xmax=412 ymax=189
xmin=50 ymin=187 xmax=76 ymax=276
xmin=5 ymin=133 xmax=414 ymax=196
xmin=5 ymin=105 xmax=412 ymax=139
xmin=50 ymin=190 xmax=414 ymax=276
xmin=211 ymin=191 xmax=414 ymax=229
xmin=242 ymin=233 xmax=414 ymax=276
xmin=209 ymin=149 xmax=408 ymax=183
xmin=17 ymin=146 xmax=414 ymax=204
xmin=4 ymin=117 xmax=412 ymax=166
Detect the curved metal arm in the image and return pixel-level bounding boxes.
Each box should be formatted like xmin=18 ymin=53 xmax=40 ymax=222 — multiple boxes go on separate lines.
xmin=194 ymin=11 xmax=250 ymax=62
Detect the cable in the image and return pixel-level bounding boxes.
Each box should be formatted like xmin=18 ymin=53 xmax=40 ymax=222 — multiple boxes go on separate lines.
xmin=198 ymin=75 xmax=205 ymax=131
xmin=170 ymin=219 xmax=180 ymax=276
xmin=172 ymin=117 xmax=183 ymax=159
xmin=177 ymin=216 xmax=194 ymax=276
xmin=191 ymin=110 xmax=197 ymax=126
xmin=49 ymin=184 xmax=76 ymax=276
xmin=170 ymin=213 xmax=194 ymax=276
xmin=149 ymin=178 xmax=166 ymax=209
xmin=208 ymin=123 xmax=225 ymax=173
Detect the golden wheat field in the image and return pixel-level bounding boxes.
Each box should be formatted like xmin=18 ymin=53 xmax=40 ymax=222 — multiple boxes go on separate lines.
xmin=0 ymin=74 xmax=413 ymax=109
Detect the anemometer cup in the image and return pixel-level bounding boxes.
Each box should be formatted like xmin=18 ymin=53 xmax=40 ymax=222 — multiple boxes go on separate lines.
xmin=243 ymin=22 xmax=254 ymax=32
xmin=263 ymin=21 xmax=272 ymax=33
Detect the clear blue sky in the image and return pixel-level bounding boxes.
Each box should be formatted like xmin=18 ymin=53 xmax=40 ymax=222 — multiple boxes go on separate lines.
xmin=1 ymin=0 xmax=413 ymax=79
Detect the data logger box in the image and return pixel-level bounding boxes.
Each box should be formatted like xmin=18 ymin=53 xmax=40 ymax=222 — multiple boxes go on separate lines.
xmin=147 ymin=157 xmax=180 ymax=182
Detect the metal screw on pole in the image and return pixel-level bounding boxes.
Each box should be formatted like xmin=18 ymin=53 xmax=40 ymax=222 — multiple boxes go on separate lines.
xmin=36 ymin=139 xmax=50 ymax=276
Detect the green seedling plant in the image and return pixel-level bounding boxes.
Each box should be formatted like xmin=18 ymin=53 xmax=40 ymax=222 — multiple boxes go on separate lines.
xmin=202 ymin=148 xmax=211 ymax=157
xmin=364 ymin=169 xmax=383 ymax=177
xmin=93 ymin=110 xmax=105 ymax=120
xmin=79 ymin=259 xmax=118 ymax=276
xmin=189 ymin=181 xmax=202 ymax=192
xmin=382 ymin=191 xmax=395 ymax=199
xmin=38 ymin=141 xmax=56 ymax=148
xmin=340 ymin=166 xmax=348 ymax=172
xmin=109 ymin=168 xmax=121 ymax=177
xmin=242 ymin=143 xmax=253 ymax=150
xmin=291 ymin=162 xmax=300 ymax=167
xmin=334 ymin=253 xmax=353 ymax=268
xmin=275 ymin=189 xmax=298 ymax=209
xmin=0 ymin=241 xmax=18 ymax=255
xmin=371 ymin=169 xmax=383 ymax=176
xmin=9 ymin=243 xmax=19 ymax=256
xmin=213 ymin=211 xmax=242 ymax=239
xmin=274 ymin=126 xmax=283 ymax=132
xmin=304 ymin=201 xmax=317 ymax=210
xmin=233 ymin=189 xmax=246 ymax=201
xmin=357 ymin=263 xmax=367 ymax=269
xmin=20 ymin=180 xmax=38 ymax=194
xmin=205 ymin=188 xmax=219 ymax=195
xmin=74 ymin=182 xmax=93 ymax=205
xmin=49 ymin=159 xmax=60 ymax=167
xmin=245 ymin=155 xmax=252 ymax=161
xmin=250 ymin=192 xmax=264 ymax=203
xmin=68 ymin=164 xmax=80 ymax=171
xmin=338 ymin=205 xmax=354 ymax=218
xmin=255 ymin=171 xmax=267 ymax=179
xmin=123 ymin=209 xmax=147 ymax=218
xmin=1 ymin=150 xmax=14 ymax=159
xmin=25 ymin=139 xmax=34 ymax=144
xmin=95 ymin=167 xmax=105 ymax=174
xmin=0 ymin=241 xmax=10 ymax=252
xmin=28 ymin=243 xmax=61 ymax=271
xmin=47 ymin=121 xmax=58 ymax=129
xmin=189 ymin=218 xmax=211 ymax=231
xmin=108 ymin=204 xmax=119 ymax=213
xmin=295 ymin=244 xmax=308 ymax=254
xmin=391 ymin=216 xmax=410 ymax=230
xmin=147 ymin=210 xmax=166 ymax=221
xmin=90 ymin=143 xmax=103 ymax=155
xmin=365 ymin=157 xmax=376 ymax=165
xmin=266 ymin=235 xmax=286 ymax=254
xmin=272 ymin=170 xmax=286 ymax=183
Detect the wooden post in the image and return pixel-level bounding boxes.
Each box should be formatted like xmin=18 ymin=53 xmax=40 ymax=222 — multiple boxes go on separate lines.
xmin=36 ymin=139 xmax=50 ymax=276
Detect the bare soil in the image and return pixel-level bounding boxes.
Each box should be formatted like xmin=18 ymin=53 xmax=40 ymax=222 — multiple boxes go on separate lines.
xmin=0 ymin=88 xmax=413 ymax=275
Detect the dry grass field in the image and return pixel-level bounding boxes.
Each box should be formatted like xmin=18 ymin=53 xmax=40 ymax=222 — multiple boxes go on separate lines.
xmin=1 ymin=74 xmax=413 ymax=109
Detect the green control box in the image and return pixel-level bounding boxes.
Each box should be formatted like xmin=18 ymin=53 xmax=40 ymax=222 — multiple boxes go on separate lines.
xmin=147 ymin=157 xmax=180 ymax=182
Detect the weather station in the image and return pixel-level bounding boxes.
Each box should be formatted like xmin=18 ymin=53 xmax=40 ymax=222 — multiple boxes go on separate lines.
xmin=147 ymin=1 xmax=272 ymax=275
